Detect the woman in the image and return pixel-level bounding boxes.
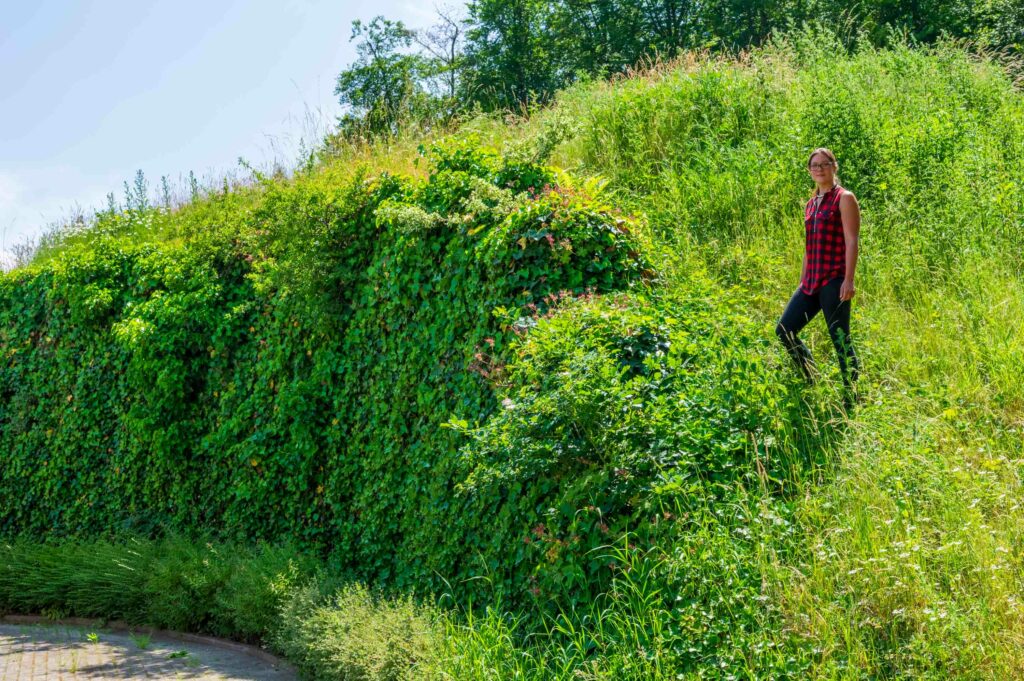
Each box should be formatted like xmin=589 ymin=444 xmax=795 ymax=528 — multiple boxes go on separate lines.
xmin=775 ymin=147 xmax=861 ymax=397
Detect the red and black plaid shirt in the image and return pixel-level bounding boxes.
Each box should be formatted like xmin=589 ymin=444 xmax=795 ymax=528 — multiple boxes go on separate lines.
xmin=801 ymin=184 xmax=847 ymax=295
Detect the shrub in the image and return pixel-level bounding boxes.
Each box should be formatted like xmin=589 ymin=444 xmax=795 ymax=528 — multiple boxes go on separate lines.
xmin=276 ymin=581 xmax=439 ymax=681
xmin=0 ymin=136 xmax=649 ymax=608
xmin=213 ymin=542 xmax=318 ymax=642
xmin=452 ymin=286 xmax=796 ymax=609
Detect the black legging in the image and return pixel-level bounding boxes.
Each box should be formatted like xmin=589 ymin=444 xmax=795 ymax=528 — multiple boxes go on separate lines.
xmin=775 ymin=276 xmax=859 ymax=387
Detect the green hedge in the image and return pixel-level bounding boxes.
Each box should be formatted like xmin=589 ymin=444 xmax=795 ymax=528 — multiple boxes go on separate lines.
xmin=0 ymin=137 xmax=798 ymax=618
xmin=0 ymin=140 xmax=652 ymax=602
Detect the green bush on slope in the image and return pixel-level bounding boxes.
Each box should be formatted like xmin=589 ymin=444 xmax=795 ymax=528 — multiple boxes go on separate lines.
xmin=454 ymin=290 xmax=799 ymax=606
xmin=0 ymin=139 xmax=656 ymax=607
xmin=0 ymin=136 xmax=808 ymax=676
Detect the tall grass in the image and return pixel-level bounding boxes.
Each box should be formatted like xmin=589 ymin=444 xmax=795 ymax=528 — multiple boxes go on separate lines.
xmin=535 ymin=29 xmax=1024 ymax=677
xmin=0 ymin=537 xmax=316 ymax=640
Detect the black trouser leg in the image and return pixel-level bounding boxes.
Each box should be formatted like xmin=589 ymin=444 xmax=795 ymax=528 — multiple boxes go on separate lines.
xmin=818 ymin=277 xmax=860 ymax=388
xmin=776 ymin=287 xmax=821 ymax=381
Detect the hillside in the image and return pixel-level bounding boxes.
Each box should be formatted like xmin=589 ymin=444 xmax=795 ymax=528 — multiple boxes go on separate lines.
xmin=2 ymin=33 xmax=1024 ymax=679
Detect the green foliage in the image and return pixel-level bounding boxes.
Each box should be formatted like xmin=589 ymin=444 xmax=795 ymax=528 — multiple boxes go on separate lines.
xmin=339 ymin=0 xmax=1024 ymax=128
xmin=562 ymin=35 xmax=1024 ymax=275
xmin=0 ymin=536 xmax=313 ymax=641
xmin=0 ymin=539 xmax=151 ymax=621
xmin=0 ymin=137 xmax=649 ymax=611
xmin=0 ymin=533 xmax=806 ymax=680
xmin=213 ymin=543 xmax=317 ymax=641
xmin=276 ymin=581 xmax=439 ymax=681
xmin=6 ymin=35 xmax=1024 ymax=679
xmin=0 ymin=132 xmax=803 ymax=675
xmin=336 ymin=16 xmax=440 ymax=137
xmin=544 ymin=33 xmax=1024 ymax=677
xmin=453 ymin=290 xmax=796 ymax=607
xmin=461 ymin=0 xmax=560 ymax=111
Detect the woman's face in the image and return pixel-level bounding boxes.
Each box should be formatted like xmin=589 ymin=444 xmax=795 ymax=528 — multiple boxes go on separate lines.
xmin=808 ymin=153 xmax=836 ymax=185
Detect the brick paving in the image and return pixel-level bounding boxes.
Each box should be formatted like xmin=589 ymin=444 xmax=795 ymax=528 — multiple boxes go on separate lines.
xmin=0 ymin=624 xmax=295 ymax=680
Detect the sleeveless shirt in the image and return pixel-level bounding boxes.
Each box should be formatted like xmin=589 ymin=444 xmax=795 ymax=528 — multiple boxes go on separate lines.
xmin=801 ymin=184 xmax=846 ymax=295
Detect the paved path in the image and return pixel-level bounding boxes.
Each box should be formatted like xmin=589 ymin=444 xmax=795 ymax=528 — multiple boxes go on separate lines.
xmin=0 ymin=624 xmax=296 ymax=680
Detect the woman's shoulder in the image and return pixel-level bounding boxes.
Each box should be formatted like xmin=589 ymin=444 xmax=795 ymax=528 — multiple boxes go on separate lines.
xmin=838 ymin=188 xmax=860 ymax=220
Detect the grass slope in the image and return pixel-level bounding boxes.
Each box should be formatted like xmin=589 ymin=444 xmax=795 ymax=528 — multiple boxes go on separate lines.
xmin=542 ymin=33 xmax=1024 ymax=677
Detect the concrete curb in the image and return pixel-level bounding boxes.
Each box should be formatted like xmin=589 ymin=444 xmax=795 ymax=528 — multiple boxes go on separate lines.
xmin=1 ymin=614 xmax=295 ymax=672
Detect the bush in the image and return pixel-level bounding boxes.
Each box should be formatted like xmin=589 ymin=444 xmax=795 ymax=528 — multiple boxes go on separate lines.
xmin=276 ymin=581 xmax=440 ymax=681
xmin=0 ymin=136 xmax=649 ymax=609
xmin=0 ymin=536 xmax=315 ymax=639
xmin=451 ymin=285 xmax=798 ymax=610
xmin=213 ymin=542 xmax=318 ymax=642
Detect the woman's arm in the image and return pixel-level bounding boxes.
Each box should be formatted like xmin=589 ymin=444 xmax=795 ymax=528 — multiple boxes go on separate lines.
xmin=839 ymin=192 xmax=860 ymax=301
xmin=800 ymin=203 xmax=809 ymax=284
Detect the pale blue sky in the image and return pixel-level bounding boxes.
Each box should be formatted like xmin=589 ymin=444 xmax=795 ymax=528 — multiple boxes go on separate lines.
xmin=0 ymin=0 xmax=444 ymax=260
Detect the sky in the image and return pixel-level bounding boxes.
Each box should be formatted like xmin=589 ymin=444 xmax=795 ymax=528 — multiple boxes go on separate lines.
xmin=0 ymin=0 xmax=444 ymax=265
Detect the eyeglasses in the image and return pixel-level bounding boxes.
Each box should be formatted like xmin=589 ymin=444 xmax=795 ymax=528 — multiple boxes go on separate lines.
xmin=808 ymin=163 xmax=834 ymax=171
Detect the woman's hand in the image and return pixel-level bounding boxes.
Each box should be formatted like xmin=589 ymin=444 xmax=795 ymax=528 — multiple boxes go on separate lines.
xmin=840 ymin=278 xmax=855 ymax=301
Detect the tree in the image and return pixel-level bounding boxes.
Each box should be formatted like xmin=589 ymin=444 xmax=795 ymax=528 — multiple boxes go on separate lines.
xmin=462 ymin=0 xmax=559 ymax=111
xmin=549 ymin=0 xmax=646 ymax=78
xmin=335 ymin=16 xmax=434 ymax=136
xmin=641 ymin=0 xmax=705 ymax=52
xmin=412 ymin=6 xmax=466 ymax=104
xmin=980 ymin=0 xmax=1024 ymax=52
xmin=335 ymin=0 xmax=1022 ymax=131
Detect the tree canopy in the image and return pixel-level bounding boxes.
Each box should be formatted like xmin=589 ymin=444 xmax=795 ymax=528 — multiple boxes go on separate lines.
xmin=334 ymin=0 xmax=1024 ymax=136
